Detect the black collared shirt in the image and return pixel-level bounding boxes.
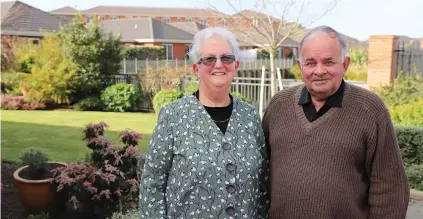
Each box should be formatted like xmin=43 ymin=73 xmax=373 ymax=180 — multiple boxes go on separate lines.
xmin=298 ymin=80 xmax=345 ymax=122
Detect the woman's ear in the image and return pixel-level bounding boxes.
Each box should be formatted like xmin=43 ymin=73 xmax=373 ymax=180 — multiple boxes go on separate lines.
xmin=235 ymin=60 xmax=240 ymax=70
xmin=192 ymin=64 xmax=199 ymax=75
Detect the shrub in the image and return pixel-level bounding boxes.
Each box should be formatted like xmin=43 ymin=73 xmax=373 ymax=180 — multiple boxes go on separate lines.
xmin=52 ymin=122 xmax=143 ymax=217
xmin=376 ymin=71 xmax=423 ymax=107
xmin=183 ymin=81 xmax=199 ymax=96
xmin=101 ymin=83 xmax=142 ymax=112
xmin=10 ymin=34 xmax=78 ymax=105
xmin=60 ymin=15 xmax=123 ymax=102
xmin=73 ymin=96 xmax=103 ymax=111
xmin=231 ymin=92 xmax=252 ymax=104
xmin=19 ymin=147 xmax=50 ymax=180
xmin=0 ymin=94 xmax=46 ymax=110
xmin=349 ymin=48 xmax=368 ymax=66
xmin=345 ymin=64 xmax=367 ymax=81
xmin=152 ymin=89 xmax=183 ymax=113
xmin=375 ymin=71 xmax=423 ymax=127
xmin=406 ymin=164 xmax=423 ymax=191
xmin=123 ymin=45 xmax=165 ymax=60
xmin=138 ymin=66 xmax=189 ymax=106
xmin=107 ymin=208 xmax=139 ymax=219
xmin=288 ymin=64 xmax=302 ymax=80
xmin=390 ymin=101 xmax=423 ymax=127
xmin=1 ymin=95 xmax=24 ymax=110
xmin=395 ymin=126 xmax=423 ymax=167
xmin=1 ymin=71 xmax=27 ymax=96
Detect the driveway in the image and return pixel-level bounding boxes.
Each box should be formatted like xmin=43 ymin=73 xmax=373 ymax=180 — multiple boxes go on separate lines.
xmin=406 ymin=200 xmax=423 ymax=219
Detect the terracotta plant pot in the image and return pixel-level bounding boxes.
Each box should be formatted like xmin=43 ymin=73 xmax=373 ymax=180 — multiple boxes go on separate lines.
xmin=13 ymin=161 xmax=67 ymax=214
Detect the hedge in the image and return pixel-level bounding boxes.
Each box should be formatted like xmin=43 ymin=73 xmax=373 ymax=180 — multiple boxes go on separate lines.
xmin=395 ymin=126 xmax=423 ymax=167
xmin=395 ymin=126 xmax=423 ymax=191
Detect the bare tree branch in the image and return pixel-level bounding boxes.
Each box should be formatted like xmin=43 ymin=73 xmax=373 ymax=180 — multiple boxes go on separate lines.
xmin=207 ymin=0 xmax=272 ymax=47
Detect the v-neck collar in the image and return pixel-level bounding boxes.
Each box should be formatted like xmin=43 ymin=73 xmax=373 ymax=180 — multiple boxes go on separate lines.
xmin=188 ymin=94 xmax=239 ymax=137
xmin=293 ymin=83 xmax=351 ymax=134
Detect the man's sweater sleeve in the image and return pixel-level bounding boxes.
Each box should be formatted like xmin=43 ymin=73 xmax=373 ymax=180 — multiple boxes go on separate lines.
xmin=366 ymin=106 xmax=410 ymax=219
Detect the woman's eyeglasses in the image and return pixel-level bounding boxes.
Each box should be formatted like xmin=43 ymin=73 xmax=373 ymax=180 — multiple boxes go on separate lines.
xmin=198 ymin=55 xmax=236 ymax=66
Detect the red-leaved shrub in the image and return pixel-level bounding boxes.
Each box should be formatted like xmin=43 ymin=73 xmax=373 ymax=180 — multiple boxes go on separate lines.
xmin=1 ymin=94 xmax=46 ymax=110
xmin=52 ymin=122 xmax=144 ymax=218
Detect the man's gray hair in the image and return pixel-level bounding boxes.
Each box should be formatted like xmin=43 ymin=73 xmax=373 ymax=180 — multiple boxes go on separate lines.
xmin=298 ymin=25 xmax=349 ymax=65
xmin=188 ymin=27 xmax=240 ymax=62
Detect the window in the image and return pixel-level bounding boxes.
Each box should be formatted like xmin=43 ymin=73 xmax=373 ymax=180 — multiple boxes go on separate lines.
xmin=185 ymin=45 xmax=192 ymax=59
xmin=86 ymin=16 xmax=92 ymax=23
xmin=110 ymin=16 xmax=117 ymax=20
xmin=164 ymin=17 xmax=170 ymax=23
xmin=278 ymin=47 xmax=284 ymax=58
xmin=177 ymin=17 xmax=182 ymax=22
xmin=32 ymin=39 xmax=40 ymax=45
xmin=163 ymin=44 xmax=173 ymax=59
xmin=186 ymin=17 xmax=192 ymax=22
xmin=222 ymin=19 xmax=227 ymax=27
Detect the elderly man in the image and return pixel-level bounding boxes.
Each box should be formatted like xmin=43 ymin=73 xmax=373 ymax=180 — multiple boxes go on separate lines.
xmin=262 ymin=25 xmax=410 ymax=219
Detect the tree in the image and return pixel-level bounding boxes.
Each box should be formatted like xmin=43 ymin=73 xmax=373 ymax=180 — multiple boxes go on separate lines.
xmin=59 ymin=14 xmax=123 ymax=101
xmin=207 ymin=0 xmax=339 ymax=96
xmin=16 ymin=34 xmax=77 ymax=104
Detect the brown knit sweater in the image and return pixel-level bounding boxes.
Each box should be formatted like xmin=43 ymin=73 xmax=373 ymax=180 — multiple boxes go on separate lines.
xmin=262 ymin=82 xmax=410 ymax=219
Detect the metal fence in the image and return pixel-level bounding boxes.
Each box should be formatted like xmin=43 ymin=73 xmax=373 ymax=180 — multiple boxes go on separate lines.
xmin=119 ymin=58 xmax=296 ymax=74
xmin=395 ymin=41 xmax=423 ymax=76
xmin=111 ymin=71 xmax=301 ymax=112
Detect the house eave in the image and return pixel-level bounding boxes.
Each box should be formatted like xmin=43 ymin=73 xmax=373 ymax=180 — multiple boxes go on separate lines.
xmin=0 ymin=30 xmax=44 ymax=37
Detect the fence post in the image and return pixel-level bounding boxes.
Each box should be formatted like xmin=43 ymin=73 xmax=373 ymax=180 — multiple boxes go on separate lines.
xmin=277 ymin=67 xmax=283 ymax=91
xmin=135 ymin=58 xmax=137 ymax=74
xmin=123 ymin=58 xmax=126 ymax=74
xmin=146 ymin=58 xmax=148 ymax=70
xmin=259 ymin=65 xmax=266 ymax=119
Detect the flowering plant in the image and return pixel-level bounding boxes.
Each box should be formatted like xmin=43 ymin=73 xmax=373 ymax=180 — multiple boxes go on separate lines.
xmin=52 ymin=122 xmax=143 ymax=217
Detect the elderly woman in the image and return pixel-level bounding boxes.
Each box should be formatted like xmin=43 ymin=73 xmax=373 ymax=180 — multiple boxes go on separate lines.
xmin=139 ymin=27 xmax=269 ymax=218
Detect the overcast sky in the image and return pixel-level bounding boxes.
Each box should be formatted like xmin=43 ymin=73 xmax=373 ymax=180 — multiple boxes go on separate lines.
xmin=3 ymin=0 xmax=423 ymax=41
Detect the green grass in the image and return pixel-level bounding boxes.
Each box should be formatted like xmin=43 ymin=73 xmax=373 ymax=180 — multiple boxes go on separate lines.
xmin=1 ymin=110 xmax=158 ymax=163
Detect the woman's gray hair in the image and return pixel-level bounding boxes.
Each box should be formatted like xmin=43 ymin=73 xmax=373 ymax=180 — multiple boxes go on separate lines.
xmin=188 ymin=27 xmax=240 ymax=63
xmin=298 ymin=25 xmax=349 ymax=65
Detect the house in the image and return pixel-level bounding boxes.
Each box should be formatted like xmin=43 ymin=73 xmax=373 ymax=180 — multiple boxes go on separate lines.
xmin=49 ymin=4 xmax=302 ymax=59
xmin=100 ymin=18 xmax=195 ymax=59
xmin=50 ymin=5 xmax=229 ymax=27
xmin=99 ymin=17 xmax=300 ymax=60
xmin=1 ymin=0 xmax=65 ymax=44
xmin=48 ymin=6 xmax=80 ymax=24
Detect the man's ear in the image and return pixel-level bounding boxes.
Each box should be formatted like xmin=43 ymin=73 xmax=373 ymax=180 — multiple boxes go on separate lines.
xmin=343 ymin=56 xmax=351 ymax=75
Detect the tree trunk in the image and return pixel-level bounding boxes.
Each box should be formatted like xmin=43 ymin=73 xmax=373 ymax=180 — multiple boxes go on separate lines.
xmin=269 ymin=50 xmax=277 ymax=96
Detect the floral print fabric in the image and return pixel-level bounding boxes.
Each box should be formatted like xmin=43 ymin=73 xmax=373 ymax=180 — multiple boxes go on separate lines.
xmin=139 ymin=95 xmax=269 ymax=219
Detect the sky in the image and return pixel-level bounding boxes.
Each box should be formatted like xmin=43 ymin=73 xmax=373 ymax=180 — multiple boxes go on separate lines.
xmin=3 ymin=0 xmax=423 ymax=41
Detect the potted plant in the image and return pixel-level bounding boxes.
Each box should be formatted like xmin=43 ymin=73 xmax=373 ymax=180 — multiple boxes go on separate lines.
xmin=13 ymin=147 xmax=67 ymax=214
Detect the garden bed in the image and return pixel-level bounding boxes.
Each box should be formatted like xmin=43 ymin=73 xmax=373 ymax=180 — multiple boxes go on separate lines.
xmin=1 ymin=162 xmax=25 ymax=219
xmin=1 ymin=162 xmax=125 ymax=219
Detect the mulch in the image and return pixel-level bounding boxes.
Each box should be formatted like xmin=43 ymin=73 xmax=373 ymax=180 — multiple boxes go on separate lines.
xmin=1 ymin=162 xmax=25 ymax=219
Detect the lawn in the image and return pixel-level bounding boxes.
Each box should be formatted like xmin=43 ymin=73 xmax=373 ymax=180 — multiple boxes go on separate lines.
xmin=1 ymin=110 xmax=158 ymax=163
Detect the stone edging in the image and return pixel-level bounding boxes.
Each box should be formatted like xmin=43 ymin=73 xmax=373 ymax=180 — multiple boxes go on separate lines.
xmin=410 ymin=189 xmax=423 ymax=201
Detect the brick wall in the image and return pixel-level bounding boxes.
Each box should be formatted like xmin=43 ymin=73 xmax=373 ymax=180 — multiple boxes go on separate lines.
xmin=367 ymin=35 xmax=399 ymax=89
